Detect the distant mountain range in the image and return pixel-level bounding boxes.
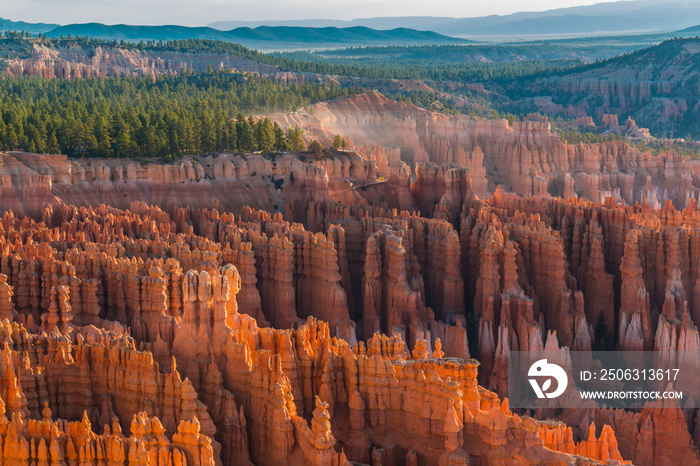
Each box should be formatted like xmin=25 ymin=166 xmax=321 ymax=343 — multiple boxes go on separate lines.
xmin=209 ymin=0 xmax=700 ymax=38
xmin=0 ymin=21 xmax=471 ymax=50
xmin=0 ymin=17 xmax=58 ymax=34
xmin=2 ymin=0 xmax=700 ymax=50
xmin=44 ymin=24 xmax=471 ymax=47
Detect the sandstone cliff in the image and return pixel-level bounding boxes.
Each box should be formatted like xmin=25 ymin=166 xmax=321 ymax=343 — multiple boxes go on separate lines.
xmin=272 ymin=91 xmax=700 ymax=212
xmin=5 ymin=43 xmax=281 ymax=78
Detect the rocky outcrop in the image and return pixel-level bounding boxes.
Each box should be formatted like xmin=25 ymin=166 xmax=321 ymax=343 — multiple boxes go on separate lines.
xmin=518 ymin=38 xmax=700 ymax=138
xmin=0 ymin=190 xmax=639 ymax=465
xmin=0 ymin=408 xmax=216 ymax=466
xmin=412 ymin=162 xmax=480 ymax=220
xmin=9 ymin=149 xmax=700 ymax=464
xmin=539 ymin=422 xmax=628 ymax=464
xmin=618 ymin=229 xmax=654 ymax=350
xmin=0 ymin=152 xmax=343 ymax=217
xmin=273 ymin=91 xmax=700 ymax=209
xmin=6 ymin=43 xmax=281 ymax=79
xmin=595 ymin=399 xmax=700 ymax=465
xmin=578 ymin=221 xmax=615 ymax=345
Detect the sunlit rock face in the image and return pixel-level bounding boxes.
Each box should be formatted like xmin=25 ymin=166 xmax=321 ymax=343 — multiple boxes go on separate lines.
xmin=4 ymin=85 xmax=700 ymax=462
xmin=0 ymin=177 xmax=654 ymax=464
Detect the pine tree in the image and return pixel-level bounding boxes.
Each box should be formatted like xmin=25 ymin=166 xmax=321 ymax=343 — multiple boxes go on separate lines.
xmin=5 ymin=125 xmax=18 ymax=151
xmin=287 ymin=127 xmax=305 ymax=152
xmin=116 ymin=127 xmax=135 ymax=158
xmin=46 ymin=132 xmax=59 ymax=154
xmin=200 ymin=113 xmax=217 ymax=153
xmin=237 ymin=116 xmax=256 ymax=152
xmin=256 ymin=118 xmax=275 ymax=152
xmin=273 ymin=122 xmax=287 ymax=151
xmin=225 ymin=120 xmax=238 ymax=152
xmin=94 ymin=117 xmax=112 ymax=157
xmin=308 ymin=140 xmax=323 ymax=156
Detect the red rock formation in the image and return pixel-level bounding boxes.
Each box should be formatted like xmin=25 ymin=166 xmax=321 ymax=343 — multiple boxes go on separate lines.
xmin=272 ymin=91 xmax=700 ymax=209
xmin=618 ymin=229 xmax=654 ymax=350
xmin=293 ymin=230 xmax=355 ymax=341
xmin=0 ymin=152 xmax=341 ymax=217
xmin=578 ymin=222 xmax=615 ymax=346
xmin=257 ymin=233 xmax=300 ymax=329
xmin=0 ymin=274 xmax=18 ymax=321
xmin=0 ymin=408 xmax=216 ymax=466
xmin=0 ymin=194 xmax=639 ymax=465
xmin=539 ymin=422 xmax=629 ymax=464
xmin=596 ymin=398 xmax=700 ymax=465
xmin=223 ymin=241 xmax=267 ymax=326
xmin=412 ymin=162 xmax=480 ymax=220
xmin=12 ymin=144 xmax=700 ymax=464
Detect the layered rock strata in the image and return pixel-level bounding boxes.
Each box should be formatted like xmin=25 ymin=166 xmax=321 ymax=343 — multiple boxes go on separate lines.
xmin=0 ymin=196 xmax=637 ymax=465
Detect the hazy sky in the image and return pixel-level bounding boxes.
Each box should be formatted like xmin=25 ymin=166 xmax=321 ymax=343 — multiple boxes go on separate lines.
xmin=1 ymin=0 xmax=610 ymax=26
